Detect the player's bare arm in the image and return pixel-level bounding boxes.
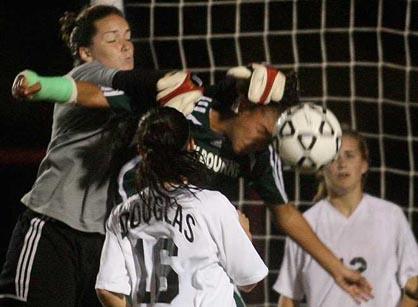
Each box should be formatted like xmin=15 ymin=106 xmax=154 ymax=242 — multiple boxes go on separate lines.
xmin=278 ymin=295 xmax=298 ymax=307
xmin=401 ymin=295 xmax=418 ymax=307
xmin=238 ymin=283 xmax=257 ymax=293
xmin=270 ymin=202 xmax=373 ymax=304
xmin=96 ymin=289 xmax=130 ymax=307
xmin=237 ymin=210 xmax=252 ymax=241
xmin=11 ymin=68 xmax=205 ymax=115
xmin=405 ymin=276 xmax=418 ymax=300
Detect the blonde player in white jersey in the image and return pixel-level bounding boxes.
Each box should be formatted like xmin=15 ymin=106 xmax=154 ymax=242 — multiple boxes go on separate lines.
xmin=274 ymin=128 xmax=418 ymax=307
xmin=95 ymin=107 xmax=268 ymax=307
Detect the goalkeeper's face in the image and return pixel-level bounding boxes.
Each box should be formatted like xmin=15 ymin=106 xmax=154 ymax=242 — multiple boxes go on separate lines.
xmin=84 ymin=14 xmax=134 ymax=71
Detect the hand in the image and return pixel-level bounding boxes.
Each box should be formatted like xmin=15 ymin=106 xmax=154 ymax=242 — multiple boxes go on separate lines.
xmin=405 ymin=276 xmax=418 ymax=300
xmin=333 ymin=265 xmax=374 ymax=304
xmin=11 ymin=73 xmax=41 ymax=100
xmin=157 ymin=71 xmax=203 ymax=115
xmin=237 ymin=210 xmax=252 ymax=241
xmin=227 ymin=63 xmax=287 ymax=105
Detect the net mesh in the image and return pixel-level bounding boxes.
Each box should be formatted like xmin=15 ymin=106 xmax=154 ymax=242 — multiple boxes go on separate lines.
xmin=123 ymin=0 xmax=418 ymax=305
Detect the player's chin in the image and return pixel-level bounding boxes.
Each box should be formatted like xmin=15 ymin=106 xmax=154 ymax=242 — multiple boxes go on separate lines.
xmin=120 ymin=60 xmax=134 ymax=71
xmin=232 ymin=144 xmax=248 ymax=155
xmin=233 ymin=143 xmax=257 ymax=155
xmin=331 ymin=185 xmax=350 ymax=197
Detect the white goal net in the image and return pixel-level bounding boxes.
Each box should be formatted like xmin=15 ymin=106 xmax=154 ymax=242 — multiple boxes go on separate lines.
xmin=123 ymin=0 xmax=418 ymax=305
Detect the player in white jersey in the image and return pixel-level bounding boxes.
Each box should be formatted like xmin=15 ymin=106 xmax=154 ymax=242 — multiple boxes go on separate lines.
xmin=95 ymin=107 xmax=268 ymax=306
xmin=274 ymin=128 xmax=418 ymax=307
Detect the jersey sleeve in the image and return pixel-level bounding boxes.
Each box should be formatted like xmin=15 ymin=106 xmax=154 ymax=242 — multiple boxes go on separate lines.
xmin=100 ymin=87 xmax=134 ymax=112
xmin=112 ymin=69 xmax=166 ymax=108
xmin=247 ymin=144 xmax=288 ymax=206
xmin=394 ymin=207 xmax=418 ymax=287
xmin=272 ymin=238 xmax=305 ymax=301
xmin=95 ymin=211 xmax=131 ymax=295
xmin=208 ymin=193 xmax=268 ymax=286
xmin=70 ymin=61 xmax=118 ymax=87
xmin=69 ymin=61 xmax=134 ymax=111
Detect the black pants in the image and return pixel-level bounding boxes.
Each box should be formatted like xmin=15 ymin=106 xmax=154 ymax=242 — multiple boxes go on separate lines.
xmin=0 ymin=209 xmax=104 ymax=307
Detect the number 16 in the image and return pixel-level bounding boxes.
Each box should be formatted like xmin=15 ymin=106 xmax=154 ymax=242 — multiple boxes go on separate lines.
xmin=135 ymin=238 xmax=179 ymax=303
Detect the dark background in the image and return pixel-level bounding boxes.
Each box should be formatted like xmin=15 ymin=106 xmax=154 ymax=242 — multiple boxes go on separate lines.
xmin=0 ymin=0 xmax=89 ymax=263
xmin=1 ymin=1 xmax=417 ymax=305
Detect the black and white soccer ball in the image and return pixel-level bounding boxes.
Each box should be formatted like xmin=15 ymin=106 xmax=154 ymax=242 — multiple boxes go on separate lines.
xmin=275 ymin=102 xmax=342 ymax=171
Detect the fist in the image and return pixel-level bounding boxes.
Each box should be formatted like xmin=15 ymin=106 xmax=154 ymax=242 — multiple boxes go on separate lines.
xmin=11 ymin=70 xmax=41 ymax=100
xmin=157 ymin=71 xmax=203 ymax=115
xmin=227 ymin=63 xmax=286 ymax=105
xmin=227 ymin=63 xmax=299 ymax=108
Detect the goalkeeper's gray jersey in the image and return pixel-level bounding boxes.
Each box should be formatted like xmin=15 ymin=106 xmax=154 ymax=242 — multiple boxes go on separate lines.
xmin=21 ymin=62 xmax=138 ymax=234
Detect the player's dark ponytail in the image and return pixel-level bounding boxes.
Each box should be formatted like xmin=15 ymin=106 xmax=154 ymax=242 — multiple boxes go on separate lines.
xmin=313 ymin=127 xmax=369 ymax=202
xmin=136 ymin=107 xmax=208 ymax=208
xmin=59 ymin=5 xmax=123 ymax=66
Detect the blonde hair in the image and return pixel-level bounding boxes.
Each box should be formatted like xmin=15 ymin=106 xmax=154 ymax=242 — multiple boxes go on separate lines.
xmin=313 ymin=127 xmax=369 ymax=202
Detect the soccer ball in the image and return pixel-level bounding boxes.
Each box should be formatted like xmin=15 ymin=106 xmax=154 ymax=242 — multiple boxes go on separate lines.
xmin=275 ymin=102 xmax=342 ymax=171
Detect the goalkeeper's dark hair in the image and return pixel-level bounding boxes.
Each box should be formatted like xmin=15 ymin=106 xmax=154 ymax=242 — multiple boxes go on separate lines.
xmin=135 ymin=107 xmax=208 ymax=209
xmin=313 ymin=126 xmax=370 ymax=202
xmin=59 ymin=5 xmax=124 ymax=66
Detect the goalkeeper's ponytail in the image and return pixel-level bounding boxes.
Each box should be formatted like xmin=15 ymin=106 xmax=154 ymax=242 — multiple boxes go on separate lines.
xmin=135 ymin=107 xmax=208 ymax=209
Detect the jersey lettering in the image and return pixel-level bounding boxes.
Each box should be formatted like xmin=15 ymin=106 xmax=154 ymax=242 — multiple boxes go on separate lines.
xmin=119 ymin=198 xmax=196 ymax=242
xmin=196 ymin=145 xmax=239 ymax=178
xmin=184 ymin=214 xmax=196 ymax=243
xmin=135 ymin=238 xmax=179 ymax=303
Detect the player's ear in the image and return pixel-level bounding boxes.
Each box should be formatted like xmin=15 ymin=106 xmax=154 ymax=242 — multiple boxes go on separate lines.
xmin=186 ymin=137 xmax=196 ymax=152
xmin=79 ymin=47 xmax=93 ymax=63
xmin=236 ymin=96 xmax=252 ymax=112
xmin=361 ymin=159 xmax=369 ymax=175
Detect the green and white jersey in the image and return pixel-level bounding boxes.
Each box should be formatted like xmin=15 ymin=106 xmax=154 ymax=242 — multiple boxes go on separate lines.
xmin=21 ymin=62 xmax=150 ymax=234
xmin=118 ymin=97 xmax=288 ymax=206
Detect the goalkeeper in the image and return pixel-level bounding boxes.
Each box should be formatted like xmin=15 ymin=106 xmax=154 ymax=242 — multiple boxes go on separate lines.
xmin=12 ymin=62 xmax=374 ymax=305
xmin=0 ymin=4 xmax=198 ymax=307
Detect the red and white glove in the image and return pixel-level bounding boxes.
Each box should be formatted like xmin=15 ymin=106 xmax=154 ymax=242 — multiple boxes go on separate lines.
xmin=227 ymin=63 xmax=286 ymax=105
xmin=157 ymin=71 xmax=203 ymax=115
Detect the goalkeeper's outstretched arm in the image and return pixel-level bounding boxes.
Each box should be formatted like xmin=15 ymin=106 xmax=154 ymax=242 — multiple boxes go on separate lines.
xmin=12 ymin=68 xmax=203 ymax=116
xmin=12 ymin=63 xmax=299 ymax=116
xmin=12 ymin=70 xmax=109 ymax=108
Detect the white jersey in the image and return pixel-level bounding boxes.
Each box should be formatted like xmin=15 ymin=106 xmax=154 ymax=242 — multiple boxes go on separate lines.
xmin=273 ymin=194 xmax=418 ymax=307
xmin=96 ymin=188 xmax=268 ymax=307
